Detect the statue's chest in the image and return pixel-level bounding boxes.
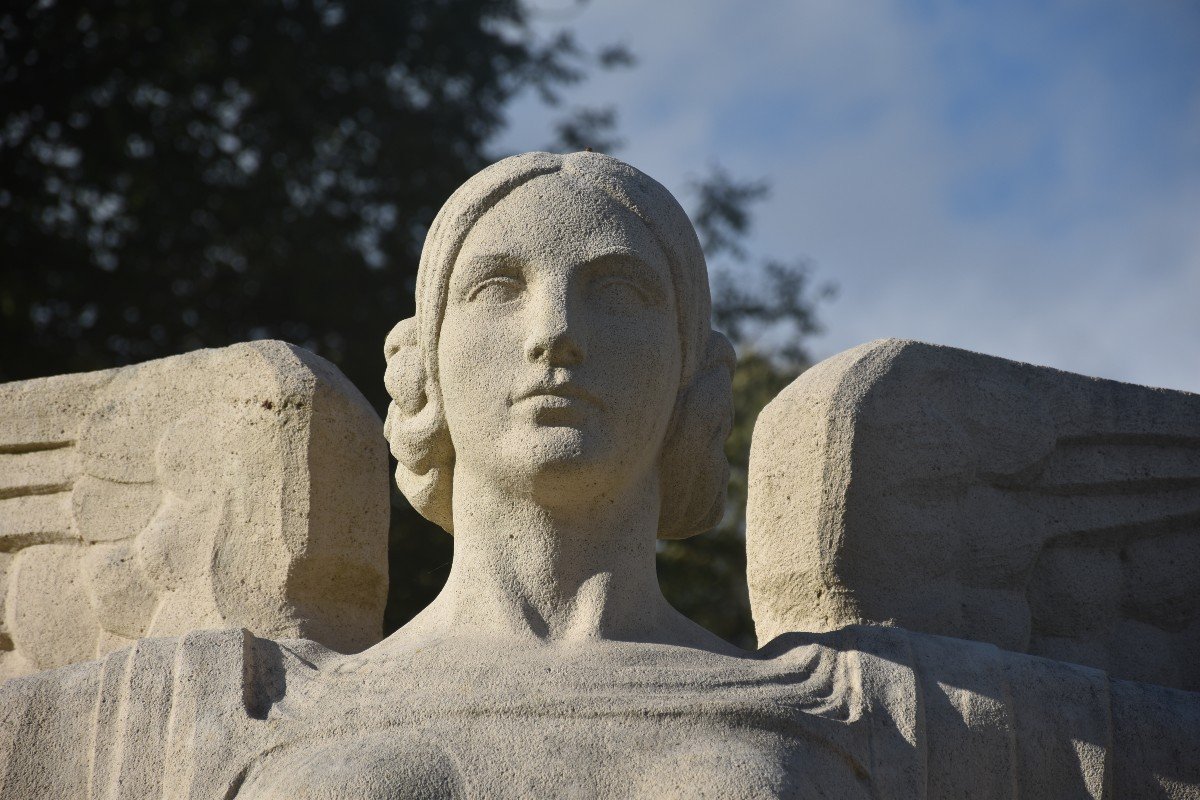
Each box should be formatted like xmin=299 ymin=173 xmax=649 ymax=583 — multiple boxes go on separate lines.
xmin=236 ymin=718 xmax=795 ymax=798
xmin=233 ymin=663 xmax=873 ymax=799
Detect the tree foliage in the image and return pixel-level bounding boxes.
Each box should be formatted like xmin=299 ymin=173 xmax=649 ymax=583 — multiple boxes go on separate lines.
xmin=0 ymin=0 xmax=624 ymax=393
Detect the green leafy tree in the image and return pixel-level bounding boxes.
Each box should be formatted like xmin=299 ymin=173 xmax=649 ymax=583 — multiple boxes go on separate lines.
xmin=0 ymin=0 xmax=628 ymax=391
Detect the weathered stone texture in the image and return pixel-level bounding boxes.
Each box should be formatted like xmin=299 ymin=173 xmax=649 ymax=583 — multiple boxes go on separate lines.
xmin=747 ymin=338 xmax=1200 ymax=691
xmin=0 ymin=340 xmax=388 ymax=678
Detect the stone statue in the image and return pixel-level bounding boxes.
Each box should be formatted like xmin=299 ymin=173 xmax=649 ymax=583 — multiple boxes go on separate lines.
xmin=1 ymin=152 xmax=1197 ymax=799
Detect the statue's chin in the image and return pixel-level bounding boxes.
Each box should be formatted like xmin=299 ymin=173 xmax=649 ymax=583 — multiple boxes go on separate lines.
xmin=495 ymin=425 xmax=639 ymax=499
xmin=518 ymin=425 xmax=592 ymax=471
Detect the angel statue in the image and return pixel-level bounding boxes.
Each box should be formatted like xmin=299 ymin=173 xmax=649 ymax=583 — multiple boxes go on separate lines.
xmin=1 ymin=151 xmax=1197 ymax=799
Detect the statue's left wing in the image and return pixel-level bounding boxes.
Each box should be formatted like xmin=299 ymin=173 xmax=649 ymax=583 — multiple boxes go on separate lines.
xmin=747 ymin=339 xmax=1200 ymax=691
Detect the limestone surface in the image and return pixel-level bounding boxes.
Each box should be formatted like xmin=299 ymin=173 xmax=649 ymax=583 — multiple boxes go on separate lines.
xmin=4 ymin=624 xmax=1196 ymax=799
xmin=1 ymin=155 xmax=1198 ymax=798
xmin=0 ymin=340 xmax=389 ymax=678
xmin=747 ymin=338 xmax=1200 ymax=691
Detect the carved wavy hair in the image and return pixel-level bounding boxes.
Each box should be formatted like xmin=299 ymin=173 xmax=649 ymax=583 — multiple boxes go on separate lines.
xmin=383 ymin=151 xmax=734 ymax=538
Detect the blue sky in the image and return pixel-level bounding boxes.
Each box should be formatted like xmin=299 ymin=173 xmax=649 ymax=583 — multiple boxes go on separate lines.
xmin=495 ymin=0 xmax=1200 ymax=392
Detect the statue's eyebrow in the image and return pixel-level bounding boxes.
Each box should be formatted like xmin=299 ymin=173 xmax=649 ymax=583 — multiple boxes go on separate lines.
xmin=454 ymin=252 xmax=523 ymax=279
xmin=582 ymin=247 xmax=659 ymax=273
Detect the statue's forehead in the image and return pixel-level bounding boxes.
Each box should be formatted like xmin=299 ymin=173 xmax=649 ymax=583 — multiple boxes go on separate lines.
xmin=461 ymin=172 xmax=660 ymax=257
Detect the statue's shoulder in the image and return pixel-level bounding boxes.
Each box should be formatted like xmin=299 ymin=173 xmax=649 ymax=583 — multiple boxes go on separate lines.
xmin=760 ymin=624 xmax=1136 ymax=799
xmin=0 ymin=628 xmax=339 ymax=799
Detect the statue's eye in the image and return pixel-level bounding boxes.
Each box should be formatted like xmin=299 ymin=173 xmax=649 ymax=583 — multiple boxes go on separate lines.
xmin=468 ymin=275 xmax=523 ymax=303
xmin=586 ymin=253 xmax=665 ymax=310
xmin=596 ymin=277 xmax=650 ymax=306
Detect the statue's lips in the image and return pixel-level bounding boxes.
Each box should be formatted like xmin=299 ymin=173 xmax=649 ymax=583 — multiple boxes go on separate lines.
xmin=511 ymin=383 xmax=605 ymax=413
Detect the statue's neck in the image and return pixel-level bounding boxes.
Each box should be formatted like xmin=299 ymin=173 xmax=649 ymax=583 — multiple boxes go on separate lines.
xmin=400 ymin=467 xmax=728 ymax=650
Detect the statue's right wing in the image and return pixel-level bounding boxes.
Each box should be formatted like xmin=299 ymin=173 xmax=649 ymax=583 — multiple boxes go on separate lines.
xmin=0 ymin=342 xmax=390 ymax=681
xmin=0 ymin=369 xmax=119 ymax=677
xmin=0 ymin=368 xmax=114 ymax=550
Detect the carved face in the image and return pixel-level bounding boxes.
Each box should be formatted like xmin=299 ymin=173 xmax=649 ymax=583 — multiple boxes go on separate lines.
xmin=438 ymin=172 xmax=682 ymax=507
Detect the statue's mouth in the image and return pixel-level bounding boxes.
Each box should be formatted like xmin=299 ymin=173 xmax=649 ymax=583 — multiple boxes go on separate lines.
xmin=512 ymin=381 xmax=606 ymax=413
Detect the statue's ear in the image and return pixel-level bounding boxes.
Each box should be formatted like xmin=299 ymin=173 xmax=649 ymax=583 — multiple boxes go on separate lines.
xmin=658 ymin=330 xmax=736 ymax=539
xmin=383 ymin=317 xmax=455 ymax=533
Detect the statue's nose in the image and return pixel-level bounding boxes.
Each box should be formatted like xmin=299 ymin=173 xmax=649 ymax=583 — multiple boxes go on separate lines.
xmin=525 ymin=329 xmax=585 ymax=366
xmin=524 ymin=304 xmax=585 ymax=367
